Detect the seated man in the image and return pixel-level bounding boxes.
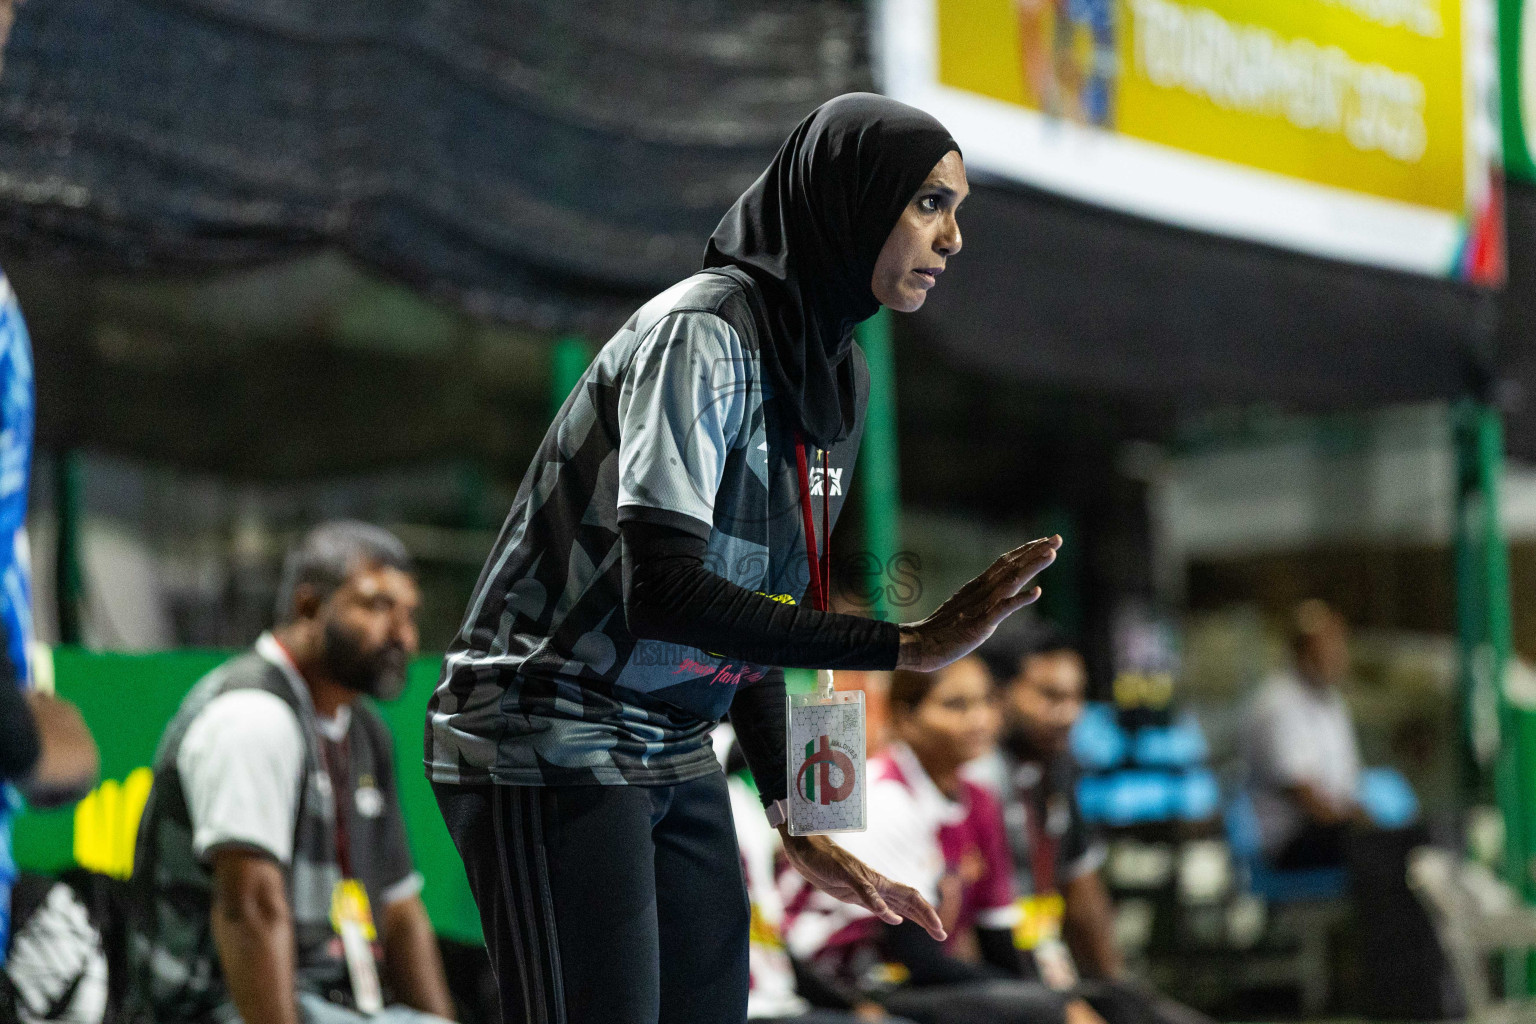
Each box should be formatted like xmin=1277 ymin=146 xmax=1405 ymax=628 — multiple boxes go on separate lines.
xmin=974 ymin=627 xmax=1211 ymax=1024
xmin=125 ymin=522 xmax=454 ymax=1024
xmin=1241 ymin=600 xmax=1363 ymax=870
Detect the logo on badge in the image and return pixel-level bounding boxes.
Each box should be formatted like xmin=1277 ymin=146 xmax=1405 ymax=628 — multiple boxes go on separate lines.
xmin=796 ymin=734 xmax=857 ymax=805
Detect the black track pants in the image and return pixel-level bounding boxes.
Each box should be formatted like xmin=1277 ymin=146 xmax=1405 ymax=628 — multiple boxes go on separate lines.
xmin=432 ymin=772 xmax=750 ymax=1024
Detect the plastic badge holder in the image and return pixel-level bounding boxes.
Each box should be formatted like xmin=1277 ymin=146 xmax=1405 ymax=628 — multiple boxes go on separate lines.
xmin=787 ymin=670 xmax=867 ymax=836
xmin=330 ymin=879 xmax=383 ymax=1014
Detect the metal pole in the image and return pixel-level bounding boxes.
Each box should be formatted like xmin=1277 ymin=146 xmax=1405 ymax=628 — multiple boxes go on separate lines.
xmin=1455 ymin=403 xmax=1490 ymax=801
xmin=855 ymin=309 xmax=900 ymax=621
xmin=1455 ymin=399 xmax=1530 ymax=992
xmin=1480 ymin=406 xmax=1536 ymax=993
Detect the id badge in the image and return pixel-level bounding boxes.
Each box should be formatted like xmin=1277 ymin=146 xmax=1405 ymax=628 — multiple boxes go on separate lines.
xmin=787 ymin=671 xmax=867 ymax=835
xmin=330 ymin=879 xmax=384 ymax=1015
xmin=1014 ymin=891 xmax=1077 ymax=990
xmin=1013 ymin=892 xmax=1066 ymax=951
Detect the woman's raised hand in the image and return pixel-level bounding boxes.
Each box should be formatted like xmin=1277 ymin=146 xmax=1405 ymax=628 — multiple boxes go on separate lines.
xmin=895 ymin=535 xmax=1061 ymax=673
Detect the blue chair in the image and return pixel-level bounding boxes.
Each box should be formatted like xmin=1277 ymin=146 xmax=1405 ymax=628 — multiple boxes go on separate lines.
xmin=1081 ymin=770 xmax=1191 ymax=826
xmin=1078 ymin=769 xmax=1220 ymax=827
xmin=1224 ymin=791 xmax=1347 ymax=903
xmin=1132 ymin=713 xmax=1210 ymax=768
xmin=1223 ymin=791 xmax=1348 ymax=1015
xmin=1070 ymin=703 xmax=1127 ymax=771
xmin=1176 ymin=769 xmax=1220 ymax=822
xmin=1358 ymin=766 xmax=1418 ymax=829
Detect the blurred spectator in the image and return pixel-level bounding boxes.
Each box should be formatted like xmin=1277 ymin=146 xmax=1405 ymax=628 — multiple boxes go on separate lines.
xmin=973 ymin=628 xmax=1212 ymax=1024
xmin=1241 ymin=600 xmax=1363 ymax=869
xmin=713 ymin=725 xmax=917 ymax=1024
xmin=783 ymin=657 xmax=1084 ymax=1024
xmin=971 ymin=629 xmax=1108 ymax=982
xmin=0 ymin=689 xmax=98 ymax=807
xmin=124 ymin=522 xmax=454 ymax=1024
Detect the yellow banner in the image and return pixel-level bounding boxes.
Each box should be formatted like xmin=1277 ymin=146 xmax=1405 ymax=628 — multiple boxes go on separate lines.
xmin=935 ymin=0 xmax=1466 ymax=212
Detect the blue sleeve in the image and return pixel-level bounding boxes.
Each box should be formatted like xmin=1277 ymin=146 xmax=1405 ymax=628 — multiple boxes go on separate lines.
xmin=0 ymin=278 xmax=34 ymax=686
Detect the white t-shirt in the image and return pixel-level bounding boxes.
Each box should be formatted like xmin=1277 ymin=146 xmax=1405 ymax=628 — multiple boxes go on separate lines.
xmin=175 ymin=634 xmax=422 ymax=906
xmin=177 ymin=686 xmax=307 ymax=864
xmin=1242 ymin=671 xmax=1361 ymax=855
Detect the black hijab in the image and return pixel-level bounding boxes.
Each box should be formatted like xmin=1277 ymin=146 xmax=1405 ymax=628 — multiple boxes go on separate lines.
xmin=704 ymin=93 xmax=959 ymax=449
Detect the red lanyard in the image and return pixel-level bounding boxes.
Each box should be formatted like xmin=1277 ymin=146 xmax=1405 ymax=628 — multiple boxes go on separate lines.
xmin=793 ymin=434 xmax=831 ymax=612
xmin=1025 ymin=782 xmax=1059 ymax=896
xmin=271 ymin=636 xmax=355 ymax=879
xmin=320 ymin=735 xmax=354 ymax=878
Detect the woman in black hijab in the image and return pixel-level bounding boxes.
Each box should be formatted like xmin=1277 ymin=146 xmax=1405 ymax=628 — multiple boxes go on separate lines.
xmin=705 ymin=91 xmax=954 ymax=450
xmin=428 ymin=93 xmax=1062 ymax=1024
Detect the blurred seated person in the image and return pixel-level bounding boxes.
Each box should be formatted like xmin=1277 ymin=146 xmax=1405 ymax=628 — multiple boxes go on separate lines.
xmin=1241 ymin=600 xmax=1363 ymax=870
xmin=782 ymin=657 xmax=1087 ymax=1024
xmin=0 ymin=679 xmax=100 ymax=809
xmin=714 ymin=725 xmax=918 ymax=1024
xmin=973 ymin=627 xmax=1212 ymax=1024
xmin=124 ymin=522 xmax=455 ymax=1024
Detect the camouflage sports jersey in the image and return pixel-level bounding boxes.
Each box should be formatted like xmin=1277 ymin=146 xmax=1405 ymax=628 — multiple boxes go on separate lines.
xmin=425 ymin=270 xmax=867 ymax=787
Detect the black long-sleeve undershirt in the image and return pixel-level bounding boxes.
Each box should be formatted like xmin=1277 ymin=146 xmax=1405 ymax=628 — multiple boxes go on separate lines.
xmin=619 ymin=521 xmax=900 ymax=670
xmin=727 ymin=669 xmax=790 ymax=805
xmin=620 ymin=519 xmax=900 ymax=806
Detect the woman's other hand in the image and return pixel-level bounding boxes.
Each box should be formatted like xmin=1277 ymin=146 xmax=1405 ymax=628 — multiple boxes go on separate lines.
xmin=780 ymin=829 xmax=947 ymax=942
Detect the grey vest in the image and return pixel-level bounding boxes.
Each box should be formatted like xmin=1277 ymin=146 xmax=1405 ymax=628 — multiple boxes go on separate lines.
xmin=125 ymin=648 xmax=347 ymax=1024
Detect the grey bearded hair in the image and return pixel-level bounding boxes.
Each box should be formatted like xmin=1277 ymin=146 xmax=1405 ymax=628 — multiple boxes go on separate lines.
xmin=274 ymin=520 xmax=412 ymax=624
